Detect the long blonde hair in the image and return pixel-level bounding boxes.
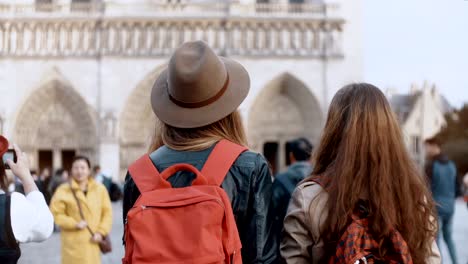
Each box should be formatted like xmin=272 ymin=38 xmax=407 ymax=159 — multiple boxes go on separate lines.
xmin=149 ymin=110 xmax=248 ymax=152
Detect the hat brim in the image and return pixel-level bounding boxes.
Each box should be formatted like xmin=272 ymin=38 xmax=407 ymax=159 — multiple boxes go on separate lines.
xmin=151 ymin=57 xmax=250 ymax=128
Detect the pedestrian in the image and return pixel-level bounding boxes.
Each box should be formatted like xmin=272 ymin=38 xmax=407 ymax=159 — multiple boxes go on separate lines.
xmin=272 ymin=138 xmax=313 ymax=259
xmin=50 ymin=156 xmax=112 ymax=264
xmin=93 ymin=165 xmax=112 ymax=192
xmin=425 ymin=137 xmax=460 ymax=264
xmin=36 ymin=168 xmax=52 ymax=204
xmin=0 ymin=136 xmax=54 ymax=264
xmin=38 ymin=168 xmax=51 ymax=189
xmin=48 ymin=168 xmax=69 ymax=233
xmin=93 ymin=165 xmax=122 ymax=202
xmin=47 ymin=168 xmax=68 ymax=199
xmin=281 ymin=84 xmax=441 ymax=264
xmin=123 ymin=41 xmax=277 ymax=263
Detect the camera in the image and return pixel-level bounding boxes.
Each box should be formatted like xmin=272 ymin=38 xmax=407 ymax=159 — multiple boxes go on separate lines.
xmin=3 ymin=149 xmax=17 ymax=170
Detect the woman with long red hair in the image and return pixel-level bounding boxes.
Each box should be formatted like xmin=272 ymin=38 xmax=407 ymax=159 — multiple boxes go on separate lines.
xmin=281 ymin=83 xmax=440 ymax=264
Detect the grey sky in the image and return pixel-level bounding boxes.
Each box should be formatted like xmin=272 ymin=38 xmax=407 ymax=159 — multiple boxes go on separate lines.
xmin=363 ymin=0 xmax=468 ymax=108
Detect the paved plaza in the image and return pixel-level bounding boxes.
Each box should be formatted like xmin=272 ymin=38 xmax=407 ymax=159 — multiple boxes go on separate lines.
xmin=19 ymin=200 xmax=468 ymax=264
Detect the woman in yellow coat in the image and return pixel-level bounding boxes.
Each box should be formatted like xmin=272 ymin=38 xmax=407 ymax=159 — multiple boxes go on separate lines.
xmin=50 ymin=156 xmax=112 ymax=264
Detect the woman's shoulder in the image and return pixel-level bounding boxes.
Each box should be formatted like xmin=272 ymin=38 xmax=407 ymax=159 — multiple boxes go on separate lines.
xmin=227 ymin=151 xmax=271 ymax=184
xmin=234 ymin=150 xmax=268 ymax=168
xmin=54 ymin=183 xmax=71 ymax=193
xmin=91 ymin=179 xmax=109 ymax=193
xmin=294 ymin=181 xmax=327 ymax=203
xmin=49 ymin=184 xmax=73 ymax=201
xmin=290 ymin=180 xmax=329 ymax=220
xmin=286 ymin=180 xmax=329 ymax=241
xmin=10 ymin=191 xmax=31 ymax=203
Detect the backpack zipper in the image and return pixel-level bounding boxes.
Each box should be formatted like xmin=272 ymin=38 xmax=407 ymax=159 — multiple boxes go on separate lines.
xmin=139 ymin=198 xmax=224 ymax=210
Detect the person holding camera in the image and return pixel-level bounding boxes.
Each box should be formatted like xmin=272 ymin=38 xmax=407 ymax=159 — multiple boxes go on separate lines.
xmin=0 ymin=135 xmax=54 ymax=264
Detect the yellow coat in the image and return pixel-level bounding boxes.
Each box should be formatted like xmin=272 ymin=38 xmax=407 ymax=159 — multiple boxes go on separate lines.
xmin=50 ymin=178 xmax=112 ymax=264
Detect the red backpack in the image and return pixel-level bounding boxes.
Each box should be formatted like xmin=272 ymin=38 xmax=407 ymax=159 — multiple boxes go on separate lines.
xmin=123 ymin=140 xmax=246 ymax=264
xmin=311 ymin=176 xmax=413 ymax=264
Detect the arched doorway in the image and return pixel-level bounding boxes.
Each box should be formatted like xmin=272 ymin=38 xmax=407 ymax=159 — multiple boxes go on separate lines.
xmin=248 ymin=72 xmax=323 ymax=175
xmin=119 ymin=66 xmax=165 ymax=179
xmin=14 ymin=69 xmax=98 ymax=173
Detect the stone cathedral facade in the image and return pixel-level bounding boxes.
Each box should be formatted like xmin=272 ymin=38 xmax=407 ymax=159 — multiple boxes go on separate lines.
xmin=0 ymin=0 xmax=363 ymax=180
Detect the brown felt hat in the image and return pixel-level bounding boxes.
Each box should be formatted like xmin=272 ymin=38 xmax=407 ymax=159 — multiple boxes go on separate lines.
xmin=151 ymin=41 xmax=250 ymax=128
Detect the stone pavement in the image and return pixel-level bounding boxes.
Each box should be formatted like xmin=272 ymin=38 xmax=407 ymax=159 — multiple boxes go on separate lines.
xmin=439 ymin=200 xmax=468 ymax=264
xmin=18 ymin=200 xmax=468 ymax=264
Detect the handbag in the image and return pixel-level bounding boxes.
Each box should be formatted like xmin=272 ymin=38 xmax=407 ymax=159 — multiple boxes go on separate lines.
xmin=69 ymin=182 xmax=112 ymax=254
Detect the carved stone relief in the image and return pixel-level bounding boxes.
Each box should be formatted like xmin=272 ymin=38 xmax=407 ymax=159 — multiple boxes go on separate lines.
xmin=100 ymin=110 xmax=118 ymax=142
xmin=119 ymin=66 xmax=163 ymax=171
xmin=248 ymin=73 xmax=324 ymax=171
xmin=14 ymin=72 xmax=98 ymax=167
xmin=36 ymin=103 xmax=81 ymax=149
xmin=0 ymin=17 xmax=344 ymax=58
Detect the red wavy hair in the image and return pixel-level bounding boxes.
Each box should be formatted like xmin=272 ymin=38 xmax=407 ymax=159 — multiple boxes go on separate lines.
xmin=310 ymin=83 xmax=437 ymax=263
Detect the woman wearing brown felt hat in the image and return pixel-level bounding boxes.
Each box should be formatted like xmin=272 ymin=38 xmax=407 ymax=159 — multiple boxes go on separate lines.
xmin=123 ymin=41 xmax=278 ymax=263
xmin=0 ymin=136 xmax=54 ymax=264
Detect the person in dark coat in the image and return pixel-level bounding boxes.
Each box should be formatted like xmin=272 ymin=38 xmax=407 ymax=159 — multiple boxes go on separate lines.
xmin=271 ymin=138 xmax=313 ymax=262
xmin=425 ymin=137 xmax=460 ymax=264
xmin=47 ymin=169 xmax=69 ymax=199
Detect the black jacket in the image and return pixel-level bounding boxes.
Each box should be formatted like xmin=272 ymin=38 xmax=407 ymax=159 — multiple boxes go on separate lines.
xmin=271 ymin=161 xmax=312 ymax=263
xmin=0 ymin=194 xmax=20 ymax=264
xmin=123 ymin=144 xmax=278 ymax=263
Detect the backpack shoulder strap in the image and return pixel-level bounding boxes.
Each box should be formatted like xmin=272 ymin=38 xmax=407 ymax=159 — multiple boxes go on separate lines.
xmin=128 ymin=154 xmax=169 ymax=192
xmin=201 ymin=140 xmax=248 ymax=186
xmin=68 ymin=182 xmax=95 ymax=237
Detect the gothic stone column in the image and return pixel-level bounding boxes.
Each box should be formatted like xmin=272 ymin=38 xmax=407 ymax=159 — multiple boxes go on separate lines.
xmin=98 ymin=111 xmax=120 ymax=182
xmin=53 ymin=148 xmax=62 ymax=171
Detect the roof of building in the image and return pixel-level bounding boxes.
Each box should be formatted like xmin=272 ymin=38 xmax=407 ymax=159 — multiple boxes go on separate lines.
xmin=440 ymin=96 xmax=453 ymax=113
xmin=389 ymin=90 xmax=453 ymax=123
xmin=389 ymin=92 xmax=421 ymax=123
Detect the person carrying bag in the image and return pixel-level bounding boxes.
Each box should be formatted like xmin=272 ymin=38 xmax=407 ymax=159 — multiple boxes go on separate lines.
xmin=69 ymin=181 xmax=112 ymax=254
xmin=50 ymin=156 xmax=112 ymax=264
xmin=122 ymin=41 xmax=277 ymax=263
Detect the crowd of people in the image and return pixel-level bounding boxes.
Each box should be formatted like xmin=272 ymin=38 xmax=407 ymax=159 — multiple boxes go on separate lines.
xmin=0 ymin=41 xmax=466 ymax=264
xmin=13 ymin=165 xmax=121 ymax=206
xmin=12 ymin=167 xmax=65 ymax=205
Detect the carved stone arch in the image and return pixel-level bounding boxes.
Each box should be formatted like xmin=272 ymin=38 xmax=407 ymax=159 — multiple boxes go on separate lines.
xmin=248 ymin=72 xmax=324 ymax=174
xmin=119 ymin=65 xmax=165 ymax=175
xmin=14 ymin=68 xmax=98 ymax=170
xmin=9 ymin=23 xmax=20 ymax=53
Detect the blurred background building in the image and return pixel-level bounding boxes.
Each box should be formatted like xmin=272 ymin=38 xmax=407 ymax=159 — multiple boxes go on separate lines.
xmin=388 ymin=82 xmax=453 ymax=166
xmin=0 ymin=0 xmax=363 ymax=179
